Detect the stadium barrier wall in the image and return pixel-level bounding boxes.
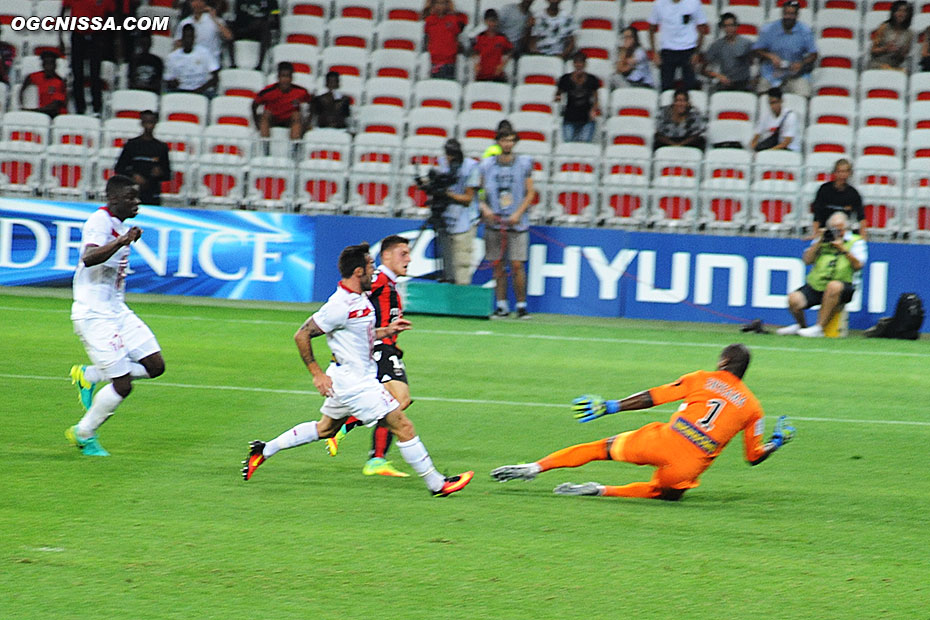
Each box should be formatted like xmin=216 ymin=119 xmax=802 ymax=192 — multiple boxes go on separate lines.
xmin=2 ymin=199 xmax=928 ymax=332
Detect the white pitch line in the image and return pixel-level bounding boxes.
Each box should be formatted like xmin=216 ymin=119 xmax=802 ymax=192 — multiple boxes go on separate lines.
xmin=1 ymin=305 xmax=928 ymax=359
xmin=6 ymin=373 xmax=929 ymax=427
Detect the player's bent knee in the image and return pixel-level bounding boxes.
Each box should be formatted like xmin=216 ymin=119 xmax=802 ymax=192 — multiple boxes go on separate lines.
xmin=658 ymin=488 xmax=686 ymax=502
xmin=112 ymin=376 xmax=133 ymax=398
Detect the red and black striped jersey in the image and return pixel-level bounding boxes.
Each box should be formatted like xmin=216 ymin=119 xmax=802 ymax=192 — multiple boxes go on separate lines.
xmin=370 ymin=265 xmax=403 ymax=349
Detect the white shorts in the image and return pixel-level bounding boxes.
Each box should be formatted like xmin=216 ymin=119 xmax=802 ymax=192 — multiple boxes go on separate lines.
xmin=73 ymin=310 xmax=161 ymax=380
xmin=320 ymin=369 xmax=400 ymax=426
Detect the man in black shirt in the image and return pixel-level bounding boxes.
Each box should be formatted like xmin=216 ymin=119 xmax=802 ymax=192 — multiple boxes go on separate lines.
xmin=810 ymin=158 xmax=867 ymax=239
xmin=114 ymin=110 xmax=172 ymax=206
xmin=231 ymin=0 xmax=278 ymax=70
xmin=554 ymin=51 xmax=601 ymax=143
xmin=310 ymin=71 xmax=352 ymax=129
xmin=128 ymin=33 xmax=164 ymax=94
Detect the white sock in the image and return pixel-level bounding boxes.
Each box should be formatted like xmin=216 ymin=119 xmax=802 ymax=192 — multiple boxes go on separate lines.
xmin=496 ymin=300 xmax=509 ymax=312
xmin=263 ymin=421 xmax=319 ymax=458
xmin=397 ymin=435 xmax=445 ymax=492
xmin=516 ymin=301 xmax=527 ymax=310
xmin=76 ymin=383 xmax=124 ymax=439
xmin=83 ymin=365 xmax=103 ymax=383
xmin=129 ymin=363 xmax=150 ymax=379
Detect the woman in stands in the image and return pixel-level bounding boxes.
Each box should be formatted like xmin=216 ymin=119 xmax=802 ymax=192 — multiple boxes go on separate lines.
xmin=654 ymin=88 xmax=707 ymax=151
xmin=869 ymin=1 xmax=914 ymax=71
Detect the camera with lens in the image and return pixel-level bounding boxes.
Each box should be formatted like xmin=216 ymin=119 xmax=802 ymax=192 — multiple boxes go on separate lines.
xmin=414 ymin=138 xmax=464 ymax=227
xmin=822 ymin=227 xmax=836 ymax=243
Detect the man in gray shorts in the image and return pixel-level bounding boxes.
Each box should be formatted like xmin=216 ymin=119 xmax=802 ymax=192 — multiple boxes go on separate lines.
xmin=478 ymin=130 xmax=537 ymax=318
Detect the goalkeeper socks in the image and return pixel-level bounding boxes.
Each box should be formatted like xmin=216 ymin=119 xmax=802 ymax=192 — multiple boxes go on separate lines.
xmin=129 ymin=363 xmax=151 ymax=379
xmin=396 ymin=436 xmax=445 ymax=492
xmin=537 ymin=439 xmax=610 ymax=471
xmin=263 ymin=421 xmax=319 ymax=458
xmin=601 ymin=483 xmax=661 ymax=499
xmin=76 ymin=383 xmax=123 ymax=439
xmin=83 ymin=365 xmax=103 ymax=384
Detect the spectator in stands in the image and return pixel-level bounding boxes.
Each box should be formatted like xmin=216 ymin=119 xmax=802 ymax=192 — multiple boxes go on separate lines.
xmin=114 ymin=110 xmax=172 ymax=206
xmin=0 ymin=25 xmax=17 ymax=85
xmin=310 ymin=71 xmax=352 ymax=130
xmin=648 ymin=0 xmax=708 ymax=92
xmin=555 ymin=52 xmax=601 ymax=143
xmin=18 ymin=52 xmax=68 ymax=118
xmin=752 ymin=0 xmax=816 ymax=97
xmin=810 ymin=158 xmax=867 ymax=240
xmin=530 ymin=0 xmax=576 ymax=59
xmin=611 ymin=26 xmax=655 ymax=90
xmin=654 ymin=88 xmax=706 ymax=151
xmin=472 ymin=9 xmax=513 ymax=82
xmin=750 ymin=87 xmax=799 ymax=153
xmin=702 ymin=12 xmax=754 ymax=92
xmin=60 ymin=0 xmax=114 ymax=116
xmin=175 ymin=0 xmax=233 ymax=67
xmin=922 ymin=26 xmax=930 ymax=72
xmin=128 ymin=33 xmax=164 ymax=95
xmin=776 ymin=211 xmax=866 ymax=338
xmin=231 ymin=0 xmax=278 ymax=70
xmin=424 ymin=0 xmax=467 ymax=80
xmin=498 ymin=0 xmax=534 ymax=58
xmin=253 ymin=62 xmax=311 ymax=141
xmin=164 ymin=24 xmax=220 ymax=96
xmin=869 ymin=1 xmax=914 ymax=71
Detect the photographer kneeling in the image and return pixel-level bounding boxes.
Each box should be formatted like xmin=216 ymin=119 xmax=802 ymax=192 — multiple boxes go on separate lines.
xmin=777 ymin=211 xmax=867 ymax=338
xmin=424 ymin=139 xmax=481 ymax=284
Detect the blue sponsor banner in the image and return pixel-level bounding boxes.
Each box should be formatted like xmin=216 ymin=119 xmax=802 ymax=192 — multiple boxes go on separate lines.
xmin=0 ymin=198 xmax=315 ymax=302
xmin=3 ymin=201 xmax=928 ymax=331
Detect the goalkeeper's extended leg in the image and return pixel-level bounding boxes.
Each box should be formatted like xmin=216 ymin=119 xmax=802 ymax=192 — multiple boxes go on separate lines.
xmin=492 ymin=438 xmax=610 ymax=482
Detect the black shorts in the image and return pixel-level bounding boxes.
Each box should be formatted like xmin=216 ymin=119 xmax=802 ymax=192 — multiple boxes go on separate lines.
xmin=374 ymin=344 xmax=407 ymax=384
xmin=797 ymin=283 xmax=855 ymax=308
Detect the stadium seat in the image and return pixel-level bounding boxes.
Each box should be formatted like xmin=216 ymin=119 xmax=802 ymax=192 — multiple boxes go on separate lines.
xmin=218 ymin=69 xmax=265 ymax=98
xmin=0 ymin=0 xmax=31 ymax=27
xmin=599 ymin=144 xmax=651 ymax=227
xmin=608 ymin=87 xmax=658 ymax=121
xmin=209 ymin=96 xmax=253 ymax=127
xmin=462 ymin=81 xmax=511 ymax=112
xmin=749 ymin=179 xmax=802 ymax=236
xmin=508 ymin=111 xmax=555 ymax=146
xmin=460 ymin=137 xmax=494 ymax=159
xmin=622 ymin=1 xmax=653 ymax=32
xmin=859 ymin=69 xmax=907 ymax=100
xmin=349 ymin=151 xmax=398 ymax=216
xmin=512 ymin=139 xmax=552 ymax=182
xmin=512 ymin=83 xmax=558 ymax=115
xmin=550 ymin=142 xmax=601 ymax=224
xmin=707 ymin=119 xmax=753 ymax=149
xmin=708 ymin=90 xmax=756 ymax=123
xmin=812 ymin=67 xmax=857 ymax=97
xmin=50 ymin=114 xmax=100 ymax=151
xmin=280 ymin=15 xmax=326 ymax=47
xmin=908 ymin=102 xmax=930 ymax=132
xmin=382 ymin=0 xmax=422 ymax=21
xmin=286 ymin=0 xmax=331 ymax=19
xmin=327 ymin=18 xmax=375 ymax=50
xmin=407 ymin=107 xmax=457 ymax=138
xmin=35 ymin=0 xmax=64 ymax=19
xmin=855 ymin=126 xmax=904 ymax=157
xmin=333 ymin=0 xmax=380 ymax=20
xmin=45 ymin=144 xmax=92 ymax=200
xmin=398 ymin=135 xmax=447 ymax=215
xmin=413 ymin=79 xmax=463 ymax=111
xmin=201 ymin=125 xmax=253 ymax=161
xmin=577 ymin=58 xmax=613 ymax=87
xmin=804 ymin=124 xmax=853 ymax=156
xmin=155 ymin=121 xmax=202 ymax=162
xmin=816 ymin=38 xmax=860 ymax=70
xmin=753 ymin=149 xmax=803 ymax=185
xmin=727 ymin=5 xmax=765 ymax=40
xmin=109 ymin=90 xmax=160 ymax=120
xmin=196 ymin=154 xmax=247 ymax=208
xmin=370 ymin=49 xmax=417 ymax=80
xmin=808 ymin=95 xmax=856 ymax=126
xmin=233 ymin=40 xmax=262 ymax=71
xmin=297 ymin=163 xmax=346 ymax=213
xmin=457 ymin=109 xmax=506 ymax=141
xmin=910 ymin=72 xmax=930 ymax=102
xmin=904 ymin=158 xmax=930 ymax=240
xmin=858 ymin=99 xmax=905 ymax=130
xmin=815 ymin=8 xmax=863 ymax=42
xmin=574 ymin=1 xmax=621 ymax=32
xmin=604 ymin=116 xmax=654 ymax=149
xmin=364 ymin=77 xmax=412 ymax=108
xmin=160 ymin=93 xmax=209 ymax=126
xmin=575 ymin=30 xmax=617 ymax=62
xmin=375 ymin=20 xmax=423 ymax=51
xmin=516 ymin=55 xmax=563 ymax=86
xmin=271 ymin=43 xmax=320 ymax=77
xmin=652 ymin=146 xmax=703 ymax=230
xmin=248 ymin=156 xmax=296 ymax=211
xmin=908 ymin=130 xmax=930 ymax=161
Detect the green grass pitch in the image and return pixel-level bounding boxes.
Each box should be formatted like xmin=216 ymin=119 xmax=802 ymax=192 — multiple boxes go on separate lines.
xmin=2 ymin=289 xmax=928 ymax=619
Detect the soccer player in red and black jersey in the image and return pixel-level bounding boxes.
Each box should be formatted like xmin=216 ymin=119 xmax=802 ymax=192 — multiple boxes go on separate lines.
xmin=252 ymin=61 xmax=311 ymax=141
xmin=325 ymin=235 xmax=413 ymax=478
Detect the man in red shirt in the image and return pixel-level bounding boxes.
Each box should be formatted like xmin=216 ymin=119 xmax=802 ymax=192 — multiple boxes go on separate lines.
xmin=424 ymin=0 xmax=467 ymax=79
xmin=60 ymin=0 xmax=116 ymax=116
xmin=252 ymin=62 xmax=311 ymax=141
xmin=19 ymin=52 xmax=68 ymax=117
xmin=472 ymin=9 xmax=513 ymax=81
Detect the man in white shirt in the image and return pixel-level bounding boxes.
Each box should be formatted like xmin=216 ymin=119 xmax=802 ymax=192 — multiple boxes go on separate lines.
xmin=164 ymin=24 xmax=220 ymax=95
xmin=751 ymin=87 xmax=800 ymax=152
xmin=66 ymin=175 xmax=166 ymax=457
xmin=242 ymin=242 xmax=474 ymax=497
xmin=530 ymin=0 xmax=576 ymax=59
xmin=174 ymin=0 xmax=233 ymax=67
xmin=648 ymin=0 xmax=709 ymax=92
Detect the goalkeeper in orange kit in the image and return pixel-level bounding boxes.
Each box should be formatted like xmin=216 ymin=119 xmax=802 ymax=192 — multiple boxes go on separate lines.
xmin=491 ymin=344 xmax=795 ymax=500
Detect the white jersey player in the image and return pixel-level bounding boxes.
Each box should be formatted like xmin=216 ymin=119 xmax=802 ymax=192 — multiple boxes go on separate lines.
xmin=242 ymin=242 xmax=473 ymax=497
xmin=66 ymin=175 xmax=166 ymax=457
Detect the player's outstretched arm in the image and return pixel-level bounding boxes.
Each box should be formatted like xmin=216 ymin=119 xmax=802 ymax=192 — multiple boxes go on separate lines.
xmin=81 ymin=227 xmax=142 ymax=267
xmin=294 ymin=318 xmax=332 ymax=397
xmin=572 ymin=391 xmax=654 ymax=423
xmin=748 ymin=415 xmax=795 ymax=466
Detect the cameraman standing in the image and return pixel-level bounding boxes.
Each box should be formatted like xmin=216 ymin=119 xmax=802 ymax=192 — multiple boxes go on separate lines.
xmin=777 ymin=212 xmax=867 ymax=338
xmin=437 ymin=139 xmax=481 ymax=285
xmin=479 ymin=130 xmax=536 ymax=318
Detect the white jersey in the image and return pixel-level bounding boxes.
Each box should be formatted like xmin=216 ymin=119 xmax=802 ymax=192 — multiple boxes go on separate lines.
xmin=71 ymin=207 xmax=130 ymax=320
xmin=311 ymin=283 xmax=377 ymax=378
